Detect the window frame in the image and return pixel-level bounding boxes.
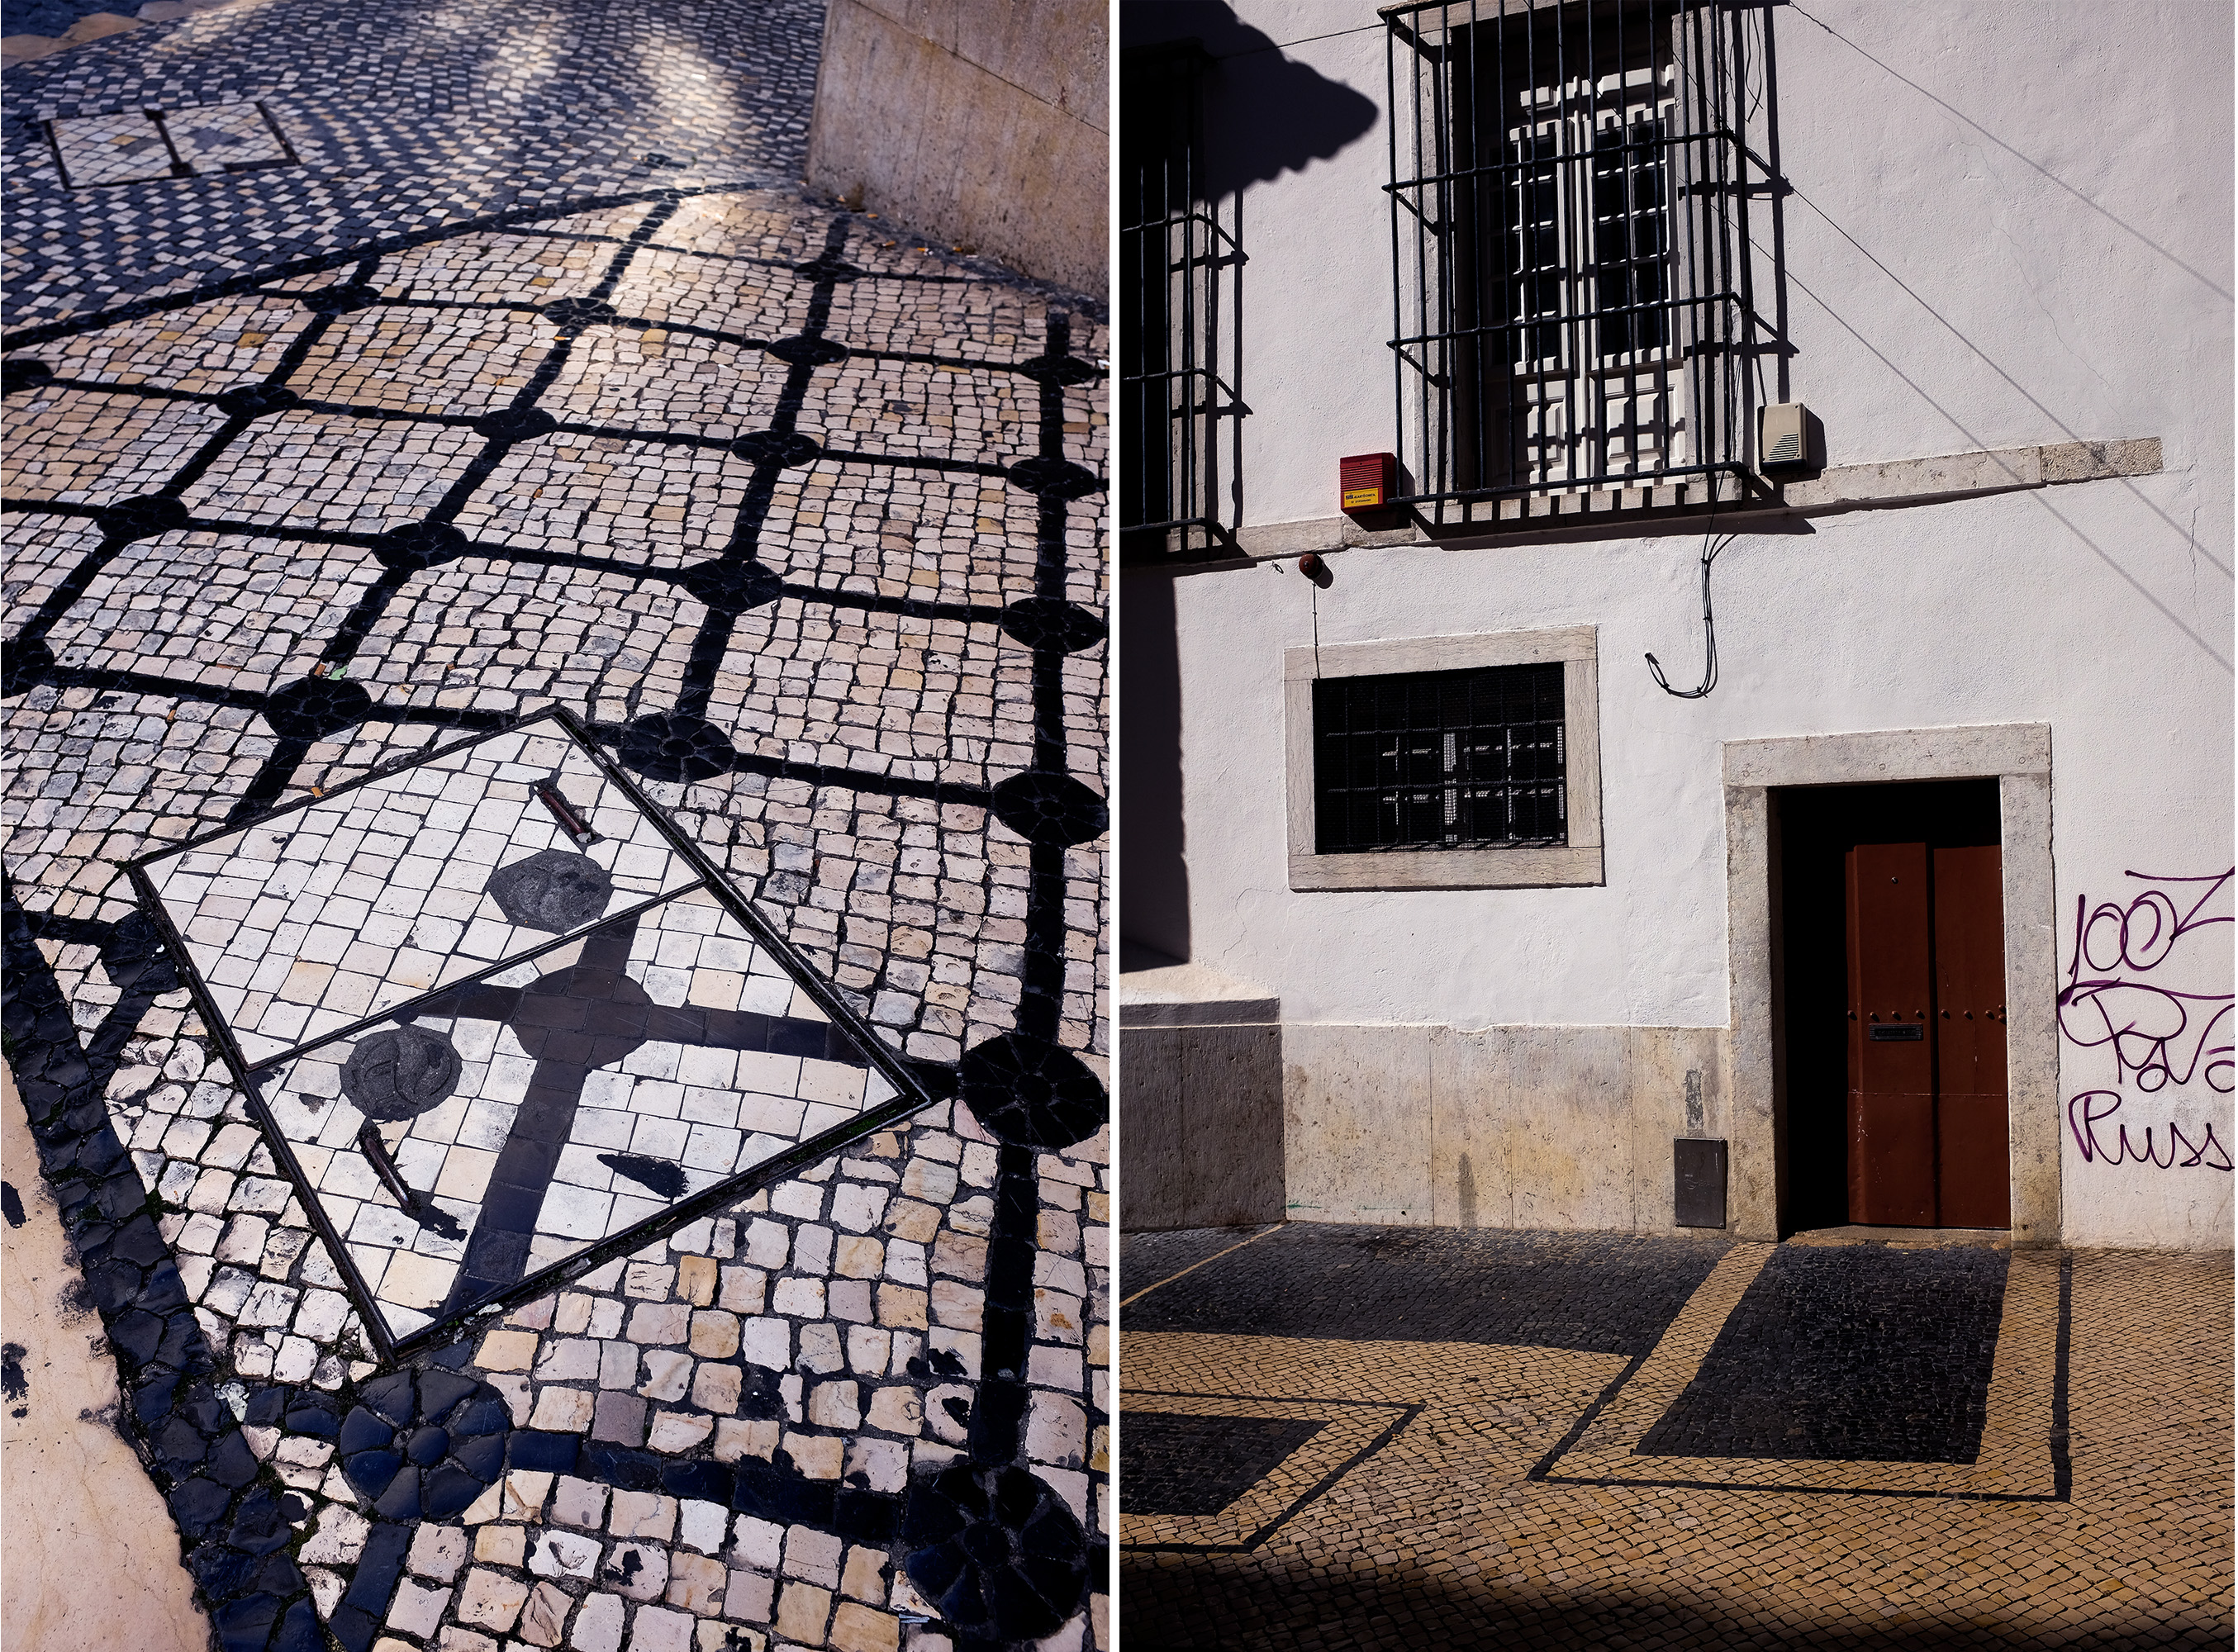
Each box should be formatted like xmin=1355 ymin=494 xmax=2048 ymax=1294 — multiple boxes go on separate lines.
xmin=1285 ymin=625 xmax=1604 ymax=890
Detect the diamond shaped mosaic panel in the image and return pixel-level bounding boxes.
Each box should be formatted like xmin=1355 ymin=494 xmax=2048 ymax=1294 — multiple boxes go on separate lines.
xmin=46 ymin=109 xmax=180 ymax=188
xmin=45 ymin=102 xmax=297 ymax=189
xmin=135 ymin=710 xmax=917 ymax=1348
xmin=143 ymin=720 xmax=696 ymax=1066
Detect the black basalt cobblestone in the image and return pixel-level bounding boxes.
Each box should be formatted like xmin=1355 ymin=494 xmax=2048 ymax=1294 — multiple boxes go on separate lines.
xmin=3 ymin=0 xmax=819 ymax=325
xmin=4 ymin=879 xmax=334 ymax=1649
xmin=1638 ymin=1244 xmax=2009 ymax=1464
xmin=1118 ymin=1412 xmax=1326 ymax=1517
xmin=1124 ymin=1222 xmax=1730 ymax=1355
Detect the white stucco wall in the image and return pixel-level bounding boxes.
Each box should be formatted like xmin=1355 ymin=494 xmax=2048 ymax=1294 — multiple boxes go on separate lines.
xmin=1187 ymin=1 xmax=2232 ymax=518
xmin=1125 ymin=1 xmax=2233 ymax=1247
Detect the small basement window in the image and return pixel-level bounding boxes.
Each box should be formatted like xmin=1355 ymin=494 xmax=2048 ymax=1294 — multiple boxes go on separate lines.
xmin=1313 ymin=662 xmax=1566 ymax=852
xmin=1285 ymin=625 xmax=1602 ymax=890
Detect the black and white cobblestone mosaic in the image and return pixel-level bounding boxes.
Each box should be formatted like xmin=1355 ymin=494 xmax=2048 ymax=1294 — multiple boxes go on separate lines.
xmin=1122 ymin=1224 xmax=1728 ymax=1355
xmin=2 ymin=1 xmax=1109 ymax=1649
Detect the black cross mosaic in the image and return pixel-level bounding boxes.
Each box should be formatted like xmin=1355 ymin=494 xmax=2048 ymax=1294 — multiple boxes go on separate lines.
xmin=127 ymin=708 xmax=934 ymax=1356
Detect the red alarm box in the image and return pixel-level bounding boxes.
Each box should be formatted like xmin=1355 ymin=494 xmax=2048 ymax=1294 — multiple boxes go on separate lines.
xmin=1340 ymin=452 xmax=1397 ymax=514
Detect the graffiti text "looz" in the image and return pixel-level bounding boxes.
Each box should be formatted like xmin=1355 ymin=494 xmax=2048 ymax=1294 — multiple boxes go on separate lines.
xmin=2059 ymin=868 xmax=2233 ymax=1171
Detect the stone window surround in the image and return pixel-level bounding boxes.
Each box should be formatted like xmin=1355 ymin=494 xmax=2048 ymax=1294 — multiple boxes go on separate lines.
xmin=1283 ymin=624 xmax=1603 ymax=891
xmin=1720 ymin=722 xmax=2059 ymax=1245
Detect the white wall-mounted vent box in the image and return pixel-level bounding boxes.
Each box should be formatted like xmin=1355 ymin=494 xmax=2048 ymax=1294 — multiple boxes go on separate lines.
xmin=1760 ymin=402 xmax=1808 ymax=470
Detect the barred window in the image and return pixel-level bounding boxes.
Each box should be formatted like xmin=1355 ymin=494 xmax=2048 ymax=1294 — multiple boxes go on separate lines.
xmin=1312 ymin=664 xmax=1566 ymax=852
xmin=1120 ymin=40 xmax=1243 ymax=559
xmin=1387 ymin=0 xmax=1756 ymax=526
xmin=1285 ymin=627 xmax=1604 ymax=891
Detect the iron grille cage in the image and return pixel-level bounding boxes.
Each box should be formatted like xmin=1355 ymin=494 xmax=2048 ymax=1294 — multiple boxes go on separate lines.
xmin=1384 ymin=0 xmax=1756 ymax=527
xmin=1314 ymin=662 xmax=1567 ymax=852
xmin=1122 ymin=40 xmax=1245 ymax=558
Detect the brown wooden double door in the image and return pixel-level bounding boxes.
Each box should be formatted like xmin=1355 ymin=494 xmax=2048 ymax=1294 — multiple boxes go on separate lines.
xmin=1845 ymin=843 xmax=2010 ymax=1227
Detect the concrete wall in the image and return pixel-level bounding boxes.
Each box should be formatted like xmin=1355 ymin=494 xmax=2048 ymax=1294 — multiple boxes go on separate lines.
xmin=1120 ymin=1 xmax=2234 ymax=1248
xmin=807 ymin=0 xmax=1107 ymax=295
xmin=1119 ymin=1023 xmax=1285 ymax=1230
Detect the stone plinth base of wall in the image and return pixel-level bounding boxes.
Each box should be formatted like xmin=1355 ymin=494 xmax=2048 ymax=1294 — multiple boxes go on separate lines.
xmin=1119 ymin=959 xmax=1284 ymax=1231
xmin=1281 ymin=1022 xmax=1737 ymax=1237
xmin=806 ymin=0 xmax=1107 ymax=296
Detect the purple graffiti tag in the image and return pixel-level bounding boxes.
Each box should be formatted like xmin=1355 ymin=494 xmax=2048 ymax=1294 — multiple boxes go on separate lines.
xmin=2057 ymin=869 xmax=2234 ymax=1096
xmin=2067 ymin=1090 xmax=2234 ymax=1172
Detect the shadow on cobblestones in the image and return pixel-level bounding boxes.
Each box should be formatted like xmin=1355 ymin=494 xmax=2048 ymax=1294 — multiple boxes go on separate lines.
xmin=1120 ymin=1226 xmax=2229 ymax=1652
xmin=1125 ymin=1223 xmax=1728 ymax=1354
xmin=1120 ymin=1551 xmax=2231 ymax=1652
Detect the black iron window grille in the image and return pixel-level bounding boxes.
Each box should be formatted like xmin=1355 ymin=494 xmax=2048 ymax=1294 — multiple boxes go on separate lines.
xmin=1385 ymin=0 xmax=1757 ymax=525
xmin=1122 ymin=40 xmax=1244 ymax=558
xmin=1313 ymin=662 xmax=1566 ymax=852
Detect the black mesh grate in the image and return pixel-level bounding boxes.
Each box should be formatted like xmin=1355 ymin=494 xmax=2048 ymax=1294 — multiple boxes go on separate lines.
xmin=1313 ymin=663 xmax=1566 ymax=852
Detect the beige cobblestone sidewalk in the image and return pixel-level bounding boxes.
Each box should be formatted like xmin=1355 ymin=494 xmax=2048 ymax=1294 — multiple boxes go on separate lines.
xmin=1120 ymin=1236 xmax=2230 ymax=1650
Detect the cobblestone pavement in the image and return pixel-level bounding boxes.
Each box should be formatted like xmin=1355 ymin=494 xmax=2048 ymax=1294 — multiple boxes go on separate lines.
xmin=2 ymin=2 xmax=1110 ymax=1650
xmin=1119 ymin=1225 xmax=2231 ymax=1650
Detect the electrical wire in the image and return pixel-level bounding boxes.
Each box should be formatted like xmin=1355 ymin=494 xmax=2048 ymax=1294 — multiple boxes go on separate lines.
xmin=1745 ymin=6 xmax=1765 ymax=124
xmin=1646 ymin=501 xmax=1739 ymax=699
xmin=1742 ymin=4 xmax=1770 ymax=411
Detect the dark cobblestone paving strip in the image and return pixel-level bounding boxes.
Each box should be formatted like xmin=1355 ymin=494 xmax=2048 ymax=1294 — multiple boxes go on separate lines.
xmin=1115 ymin=1225 xmax=1269 ymax=1303
xmin=1123 ymin=1223 xmax=1730 ymax=1355
xmin=1637 ymin=1244 xmax=2009 ymax=1464
xmin=1115 ymin=1413 xmax=1324 ymax=1517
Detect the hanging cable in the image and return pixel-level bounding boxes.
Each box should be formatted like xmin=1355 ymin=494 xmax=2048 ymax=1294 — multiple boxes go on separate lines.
xmin=1646 ymin=501 xmax=1739 ymax=699
xmin=1298 ymin=553 xmax=1329 ymax=677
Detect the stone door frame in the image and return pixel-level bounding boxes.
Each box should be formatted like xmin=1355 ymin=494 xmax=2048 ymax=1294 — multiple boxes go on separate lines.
xmin=1722 ymin=724 xmax=2060 ymax=1244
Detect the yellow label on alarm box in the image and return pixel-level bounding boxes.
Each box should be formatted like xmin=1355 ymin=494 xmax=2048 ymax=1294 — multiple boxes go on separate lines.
xmin=1342 ymin=487 xmax=1381 ymax=509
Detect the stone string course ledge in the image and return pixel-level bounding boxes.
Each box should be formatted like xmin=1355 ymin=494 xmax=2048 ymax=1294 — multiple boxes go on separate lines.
xmin=1138 ymin=438 xmax=2166 ymax=567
